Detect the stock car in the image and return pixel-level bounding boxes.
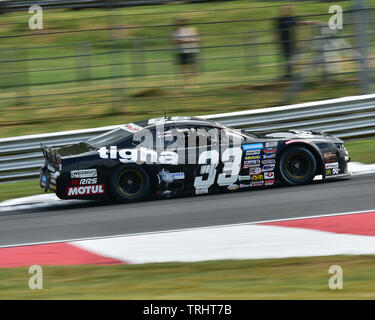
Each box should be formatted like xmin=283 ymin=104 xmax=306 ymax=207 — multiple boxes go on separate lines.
xmin=40 ymin=116 xmax=350 ymax=202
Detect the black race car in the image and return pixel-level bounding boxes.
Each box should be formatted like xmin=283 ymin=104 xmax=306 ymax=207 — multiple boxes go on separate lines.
xmin=40 ymin=116 xmax=350 ymax=202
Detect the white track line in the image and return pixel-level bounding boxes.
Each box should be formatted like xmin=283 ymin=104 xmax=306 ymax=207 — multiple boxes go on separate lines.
xmin=1 ymin=208 xmax=374 ymax=249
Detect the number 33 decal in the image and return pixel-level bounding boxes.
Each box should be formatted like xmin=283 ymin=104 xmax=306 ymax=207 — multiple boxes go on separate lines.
xmin=194 ymin=147 xmax=242 ymax=189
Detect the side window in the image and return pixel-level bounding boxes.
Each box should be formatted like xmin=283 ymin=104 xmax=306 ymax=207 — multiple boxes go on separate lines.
xmin=177 ymin=126 xmax=220 ymax=149
xmin=154 ymin=125 xmax=176 ymax=151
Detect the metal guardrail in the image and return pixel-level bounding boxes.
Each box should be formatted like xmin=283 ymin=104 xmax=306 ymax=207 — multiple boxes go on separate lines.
xmin=1 ymin=94 xmax=375 ymax=182
xmin=0 ymin=0 xmax=208 ymax=12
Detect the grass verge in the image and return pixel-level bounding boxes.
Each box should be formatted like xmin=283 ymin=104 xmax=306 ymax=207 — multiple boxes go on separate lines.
xmin=1 ymin=138 xmax=374 ymax=202
xmin=1 ymin=255 xmax=375 ymax=299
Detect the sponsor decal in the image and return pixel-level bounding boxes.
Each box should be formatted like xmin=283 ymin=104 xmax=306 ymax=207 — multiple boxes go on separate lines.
xmin=242 ymin=143 xmax=264 ymax=151
xmin=50 ymin=178 xmax=56 ymax=184
xmin=244 ymin=160 xmax=260 ymax=165
xmin=243 ymin=165 xmax=249 ymax=169
xmin=262 ymin=153 xmax=276 ymax=159
xmin=99 ymin=146 xmax=178 ymax=165
xmin=245 ymin=155 xmax=261 ymax=160
xmin=195 ymin=188 xmax=209 ymax=195
xmin=263 ymin=148 xmax=276 ymax=153
xmin=264 ymin=179 xmax=275 ymax=186
xmin=262 ymin=159 xmax=276 ymax=165
xmin=72 ymin=178 xmax=98 ymax=186
xmin=238 ymin=175 xmax=251 ymax=181
xmin=67 ymin=184 xmax=105 ymax=196
xmin=325 ymin=162 xmax=339 ymax=169
xmin=122 ymin=123 xmax=143 ymax=133
xmin=171 ymin=172 xmax=185 ymax=180
xmin=246 ymin=150 xmax=261 ymax=155
xmin=71 ymin=169 xmax=97 ymax=179
xmin=250 ymin=174 xmax=264 ymax=181
xmin=262 ymin=165 xmax=275 ymax=172
xmin=326 ymin=168 xmax=340 ymax=175
xmin=47 ymin=164 xmax=55 ymax=172
xmin=265 ymin=142 xmax=278 ymax=148
xmin=250 ymin=181 xmax=264 ymax=187
xmin=227 ymin=184 xmax=240 ymax=191
xmin=324 ymin=152 xmax=338 ymax=163
xmin=240 ymin=184 xmax=250 ymax=188
xmin=249 ymin=167 xmax=262 ymax=175
xmin=264 ymin=172 xmax=275 ymax=179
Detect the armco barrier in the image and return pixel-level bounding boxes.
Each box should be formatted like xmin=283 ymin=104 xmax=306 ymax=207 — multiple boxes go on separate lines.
xmin=1 ymin=94 xmax=375 ymax=182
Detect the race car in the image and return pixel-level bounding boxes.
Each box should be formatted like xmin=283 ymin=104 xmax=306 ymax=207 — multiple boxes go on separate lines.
xmin=40 ymin=116 xmax=350 ymax=202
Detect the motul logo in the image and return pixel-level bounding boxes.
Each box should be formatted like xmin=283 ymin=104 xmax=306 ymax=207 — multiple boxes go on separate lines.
xmin=67 ymin=185 xmax=105 ymax=196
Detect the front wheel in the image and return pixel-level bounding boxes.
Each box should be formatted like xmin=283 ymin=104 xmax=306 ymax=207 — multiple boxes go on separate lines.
xmin=279 ymin=146 xmax=317 ymax=185
xmin=110 ymin=165 xmax=150 ymax=202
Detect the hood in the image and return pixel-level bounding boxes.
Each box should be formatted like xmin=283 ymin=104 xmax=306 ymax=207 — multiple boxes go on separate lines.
xmin=244 ymin=129 xmax=341 ymax=142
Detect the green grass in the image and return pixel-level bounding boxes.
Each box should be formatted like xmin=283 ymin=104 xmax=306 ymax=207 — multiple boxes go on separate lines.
xmin=1 ymin=138 xmax=374 ymax=202
xmin=1 ymin=255 xmax=375 ymax=299
xmin=1 ymin=0 xmax=372 ymax=137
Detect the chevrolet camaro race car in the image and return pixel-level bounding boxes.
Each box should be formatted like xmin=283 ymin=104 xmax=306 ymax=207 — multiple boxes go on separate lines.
xmin=40 ymin=116 xmax=350 ymax=202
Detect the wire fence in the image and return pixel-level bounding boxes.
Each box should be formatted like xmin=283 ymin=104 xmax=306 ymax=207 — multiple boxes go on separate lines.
xmin=0 ymin=0 xmax=374 ymax=129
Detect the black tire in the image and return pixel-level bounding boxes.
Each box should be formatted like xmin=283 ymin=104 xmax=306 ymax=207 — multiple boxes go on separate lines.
xmin=110 ymin=165 xmax=150 ymax=202
xmin=279 ymin=146 xmax=317 ymax=186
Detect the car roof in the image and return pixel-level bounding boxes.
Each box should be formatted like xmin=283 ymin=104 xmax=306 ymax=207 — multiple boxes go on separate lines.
xmin=135 ymin=116 xmax=224 ymax=129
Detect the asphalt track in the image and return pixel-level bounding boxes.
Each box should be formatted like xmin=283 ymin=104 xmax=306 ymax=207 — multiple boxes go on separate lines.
xmin=0 ymin=173 xmax=374 ymax=247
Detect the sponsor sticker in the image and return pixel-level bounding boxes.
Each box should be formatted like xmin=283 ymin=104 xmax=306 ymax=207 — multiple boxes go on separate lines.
xmin=263 ymin=148 xmax=276 ymax=153
xmin=239 ymin=175 xmax=251 ymax=181
xmin=250 ymin=181 xmax=264 ymax=187
xmin=71 ymin=169 xmax=97 ymax=179
xmin=250 ymin=174 xmax=264 ymax=181
xmin=245 ymin=155 xmax=261 ymax=160
xmin=244 ymin=160 xmax=260 ymax=165
xmin=243 ymin=143 xmax=264 ymax=151
xmin=47 ymin=165 xmax=55 ymax=172
xmin=72 ymin=178 xmax=98 ymax=186
xmin=262 ymin=159 xmax=276 ymax=165
xmin=122 ymin=123 xmax=143 ymax=133
xmin=249 ymin=167 xmax=262 ymax=175
xmin=67 ymin=184 xmax=105 ymax=196
xmin=262 ymin=153 xmax=276 ymax=159
xmin=171 ymin=172 xmax=185 ymax=180
xmin=325 ymin=162 xmax=339 ymax=169
xmin=264 ymin=172 xmax=275 ymax=179
xmin=265 ymin=142 xmax=278 ymax=148
xmin=240 ymin=184 xmax=250 ymax=188
xmin=246 ymin=150 xmax=261 ymax=155
xmin=264 ymin=179 xmax=275 ymax=186
xmin=323 ymin=152 xmax=338 ymax=163
xmin=262 ymin=165 xmax=275 ymax=172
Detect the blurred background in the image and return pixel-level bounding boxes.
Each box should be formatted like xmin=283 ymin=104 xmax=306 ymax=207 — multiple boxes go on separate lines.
xmin=0 ymin=0 xmax=374 ymax=137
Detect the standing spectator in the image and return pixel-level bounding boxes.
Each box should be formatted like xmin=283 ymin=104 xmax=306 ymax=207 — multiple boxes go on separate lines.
xmin=276 ymin=5 xmax=318 ymax=80
xmin=172 ymin=18 xmax=200 ymax=88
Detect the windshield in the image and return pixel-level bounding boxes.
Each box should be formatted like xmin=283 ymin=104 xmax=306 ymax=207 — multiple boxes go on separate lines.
xmin=86 ymin=128 xmax=132 ymax=148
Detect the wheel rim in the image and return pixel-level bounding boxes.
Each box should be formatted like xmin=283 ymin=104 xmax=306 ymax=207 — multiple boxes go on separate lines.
xmin=285 ymin=152 xmax=312 ymax=180
xmin=118 ymin=169 xmax=144 ymax=197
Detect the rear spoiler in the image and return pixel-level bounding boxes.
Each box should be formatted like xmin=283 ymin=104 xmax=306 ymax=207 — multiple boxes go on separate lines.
xmin=40 ymin=144 xmax=61 ymax=166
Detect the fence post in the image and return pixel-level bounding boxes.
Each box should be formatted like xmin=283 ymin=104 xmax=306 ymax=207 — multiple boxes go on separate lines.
xmin=75 ymin=42 xmax=92 ymax=84
xmin=354 ymin=0 xmax=371 ymax=94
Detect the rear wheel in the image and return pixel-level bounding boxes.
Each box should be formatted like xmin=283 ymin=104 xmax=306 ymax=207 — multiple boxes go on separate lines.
xmin=279 ymin=146 xmax=317 ymax=185
xmin=110 ymin=165 xmax=150 ymax=202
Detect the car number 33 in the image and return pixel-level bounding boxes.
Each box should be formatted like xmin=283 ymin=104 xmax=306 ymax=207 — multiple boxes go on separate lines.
xmin=194 ymin=147 xmax=242 ymax=189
